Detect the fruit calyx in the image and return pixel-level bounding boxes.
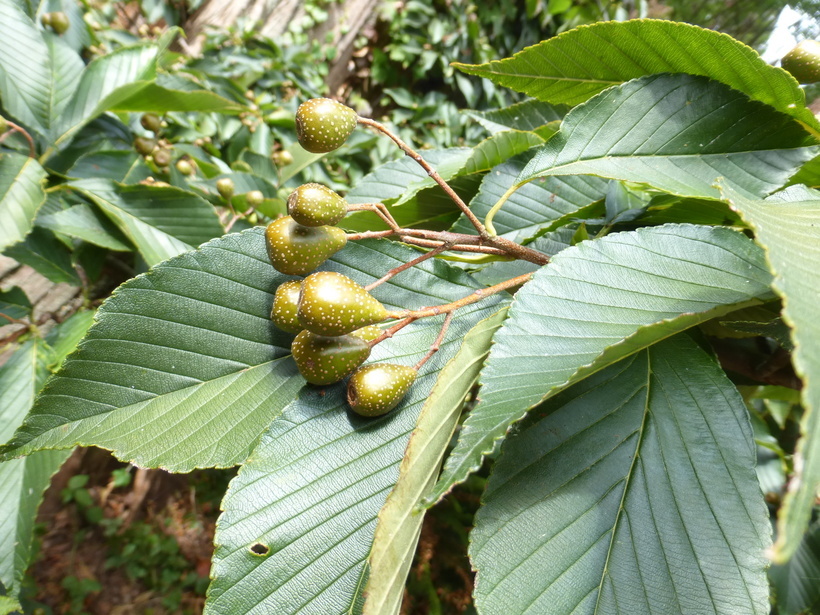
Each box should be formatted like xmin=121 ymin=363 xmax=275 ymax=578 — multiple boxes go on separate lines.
xmin=265 ymin=217 xmax=347 ymax=276
xmin=295 ymin=98 xmax=358 ymax=154
xmin=298 ymin=271 xmax=388 ymax=337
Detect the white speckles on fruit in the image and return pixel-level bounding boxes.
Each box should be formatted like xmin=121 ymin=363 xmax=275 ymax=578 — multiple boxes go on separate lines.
xmin=287 ymin=183 xmax=348 ymax=227
xmin=295 ymin=98 xmax=358 ymax=154
xmin=782 ymin=40 xmax=820 ymax=84
xmin=271 ymin=280 xmax=304 ymax=334
xmin=264 ymin=216 xmax=347 ymax=276
xmin=291 ymin=330 xmax=371 ymax=385
xmin=347 ymin=364 xmax=417 ymax=417
xmin=298 ymin=271 xmax=388 ymax=337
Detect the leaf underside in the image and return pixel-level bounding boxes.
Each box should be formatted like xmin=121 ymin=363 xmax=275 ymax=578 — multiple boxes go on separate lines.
xmin=470 ymin=334 xmax=770 ymax=615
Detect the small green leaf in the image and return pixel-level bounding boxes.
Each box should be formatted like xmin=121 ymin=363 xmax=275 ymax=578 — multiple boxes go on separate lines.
xmin=67 ymin=150 xmax=151 ymax=184
xmin=4 ymin=228 xmax=80 ymax=285
xmin=720 ymin=185 xmax=820 ymax=562
xmin=470 ymin=335 xmax=770 ymax=615
xmin=428 ymin=224 xmax=774 ymax=504
xmin=518 ymin=74 xmax=818 ymax=200
xmin=37 ymin=203 xmax=133 ymax=252
xmin=0 ymin=154 xmax=47 ymax=252
xmin=464 ymin=99 xmax=567 ymax=134
xmin=363 ymin=308 xmax=508 ymax=615
xmin=0 ymin=287 xmax=31 ymax=322
xmin=453 ymin=19 xmax=819 ymax=131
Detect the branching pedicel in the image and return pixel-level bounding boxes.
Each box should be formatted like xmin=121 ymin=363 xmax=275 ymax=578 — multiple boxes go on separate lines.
xmin=264 ymin=98 xmax=547 ymax=416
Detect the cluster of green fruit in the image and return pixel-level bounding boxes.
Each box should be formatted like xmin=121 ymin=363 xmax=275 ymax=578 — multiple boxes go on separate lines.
xmin=266 ymin=179 xmax=417 ymax=417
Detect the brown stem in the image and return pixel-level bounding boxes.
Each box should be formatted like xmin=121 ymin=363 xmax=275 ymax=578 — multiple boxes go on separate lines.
xmin=368 ymin=316 xmax=416 ymax=348
xmin=357 ymin=116 xmax=488 ymax=235
xmin=365 ymin=242 xmax=454 ymax=291
xmin=1 ymin=120 xmax=37 ymax=157
xmin=387 ymin=272 xmax=533 ymax=320
xmin=398 ymin=236 xmax=510 ymax=256
xmin=346 ymin=202 xmax=401 ymax=231
xmin=414 ymin=312 xmax=454 ymax=371
xmin=355 ymin=117 xmax=550 ymax=266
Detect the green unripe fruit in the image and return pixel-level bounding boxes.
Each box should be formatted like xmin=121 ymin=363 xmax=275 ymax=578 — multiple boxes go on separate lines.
xmin=134 ymin=136 xmax=157 ymax=156
xmin=216 ymin=178 xmax=235 ymax=201
xmin=153 ymin=148 xmax=172 ymax=167
xmin=291 ymin=330 xmax=371 ymax=385
xmin=41 ymin=13 xmax=52 ymax=27
xmin=50 ymin=12 xmax=69 ymax=34
xmin=272 ymin=150 xmax=294 ymax=166
xmin=271 ymin=280 xmax=304 ymax=334
xmin=287 ymin=183 xmax=348 ymax=227
xmin=350 ymin=324 xmax=381 ymax=343
xmin=176 ymin=159 xmax=194 ymax=175
xmin=782 ymin=40 xmax=820 ymax=84
xmin=141 ymin=113 xmax=162 ymax=133
xmin=298 ymin=271 xmax=388 ymax=337
xmin=265 ymin=217 xmax=347 ymax=276
xmin=295 ymin=98 xmax=358 ymax=153
xmin=0 ymin=116 xmax=8 ymax=135
xmin=347 ymin=364 xmax=417 ymax=417
xmin=246 ymin=190 xmax=264 ymax=207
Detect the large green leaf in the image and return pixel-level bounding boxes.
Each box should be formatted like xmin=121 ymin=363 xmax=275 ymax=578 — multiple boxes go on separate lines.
xmin=720 ymin=185 xmax=820 ymax=562
xmin=517 ymin=74 xmax=818 ymax=201
xmin=452 ymin=151 xmax=608 ymax=238
xmin=470 ymin=335 xmax=770 ymax=615
xmin=453 ymin=19 xmax=819 ymax=132
xmin=459 ymin=131 xmax=544 ymax=176
xmin=0 ymin=154 xmax=47 ymax=252
xmin=67 ymin=150 xmax=151 ymax=184
xmin=362 ymin=308 xmax=508 ymax=615
xmin=105 ymin=80 xmax=244 ymax=114
xmin=427 ymin=224 xmax=774 ymax=504
xmin=0 ymin=316 xmax=88 ymax=598
xmin=0 ymin=2 xmax=83 ymax=136
xmin=68 ymin=178 xmax=224 ymax=266
xmin=50 ymin=44 xmax=159 ymax=151
xmin=203 ymin=254 xmax=506 ymax=615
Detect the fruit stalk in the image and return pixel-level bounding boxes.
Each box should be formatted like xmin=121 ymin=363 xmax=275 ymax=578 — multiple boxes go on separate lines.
xmin=355 ymin=117 xmax=549 ymax=266
xmin=365 ymin=242 xmax=455 ymax=291
xmin=0 ymin=119 xmax=36 ymax=157
xmin=387 ymin=272 xmax=533 ymax=320
xmin=414 ymin=312 xmax=454 ymax=370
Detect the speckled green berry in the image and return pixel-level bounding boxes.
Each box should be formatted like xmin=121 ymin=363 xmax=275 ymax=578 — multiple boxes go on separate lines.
xmin=134 ymin=136 xmax=156 ymax=156
xmin=50 ymin=12 xmax=69 ymax=34
xmin=271 ymin=280 xmax=304 ymax=334
xmin=246 ymin=190 xmax=265 ymax=208
xmin=347 ymin=364 xmax=417 ymax=416
xmin=782 ymin=40 xmax=820 ymax=84
xmin=41 ymin=12 xmax=52 ymax=27
xmin=295 ymin=98 xmax=358 ymax=154
xmin=287 ymin=183 xmax=348 ymax=227
xmin=265 ymin=217 xmax=347 ymax=276
xmin=141 ymin=113 xmax=162 ymax=133
xmin=298 ymin=271 xmax=388 ymax=337
xmin=291 ymin=330 xmax=371 ymax=385
xmin=216 ymin=178 xmax=235 ymax=201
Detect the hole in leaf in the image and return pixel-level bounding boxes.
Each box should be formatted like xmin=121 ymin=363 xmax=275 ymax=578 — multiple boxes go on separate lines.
xmin=249 ymin=542 xmax=270 ymax=556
